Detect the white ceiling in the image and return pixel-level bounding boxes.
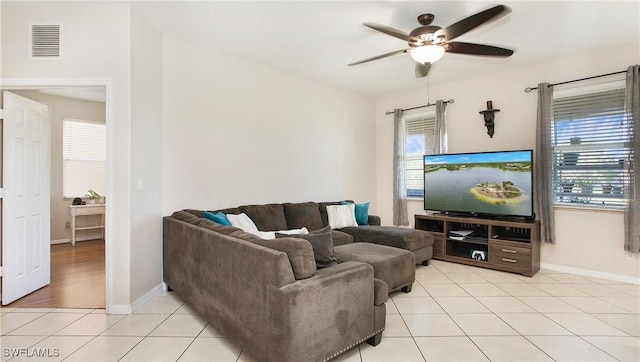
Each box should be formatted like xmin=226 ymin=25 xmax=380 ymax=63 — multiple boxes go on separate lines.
xmin=43 ymin=1 xmax=639 ymax=102
xmin=131 ymin=1 xmax=639 ymax=98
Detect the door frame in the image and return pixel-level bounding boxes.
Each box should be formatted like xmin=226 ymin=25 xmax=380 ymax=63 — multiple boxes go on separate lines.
xmin=1 ymin=77 xmax=113 ymax=311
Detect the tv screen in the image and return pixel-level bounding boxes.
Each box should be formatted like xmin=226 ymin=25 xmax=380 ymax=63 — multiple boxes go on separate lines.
xmin=424 ymin=150 xmax=534 ymax=218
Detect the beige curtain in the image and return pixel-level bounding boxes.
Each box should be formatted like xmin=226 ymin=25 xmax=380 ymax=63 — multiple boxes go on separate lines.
xmin=624 ymin=65 xmax=639 ymax=252
xmin=393 ymin=109 xmax=409 ymax=226
xmin=435 ymin=100 xmax=448 ymax=154
xmin=534 ymin=83 xmax=556 ymax=244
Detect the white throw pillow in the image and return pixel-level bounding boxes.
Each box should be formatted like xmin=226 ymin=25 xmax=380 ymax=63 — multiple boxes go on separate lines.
xmin=276 ymin=227 xmax=309 ymax=236
xmin=326 ymin=204 xmax=358 ymax=229
xmin=258 ymin=227 xmax=309 ymax=240
xmin=227 ymin=213 xmax=260 ymax=235
xmin=226 ymin=214 xmax=309 ymax=240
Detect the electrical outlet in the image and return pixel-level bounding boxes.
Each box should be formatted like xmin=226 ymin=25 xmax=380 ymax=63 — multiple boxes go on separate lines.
xmin=65 ymin=221 xmax=71 ymax=229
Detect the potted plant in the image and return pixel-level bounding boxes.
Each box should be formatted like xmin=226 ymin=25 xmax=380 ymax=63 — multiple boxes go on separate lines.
xmin=85 ymin=189 xmax=101 ymax=204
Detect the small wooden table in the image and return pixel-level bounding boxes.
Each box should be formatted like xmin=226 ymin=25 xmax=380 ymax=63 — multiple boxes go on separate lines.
xmin=69 ymin=204 xmax=105 ymax=246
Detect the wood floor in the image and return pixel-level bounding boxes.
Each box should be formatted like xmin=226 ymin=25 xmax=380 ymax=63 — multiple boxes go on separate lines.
xmin=7 ymin=239 xmax=105 ymax=309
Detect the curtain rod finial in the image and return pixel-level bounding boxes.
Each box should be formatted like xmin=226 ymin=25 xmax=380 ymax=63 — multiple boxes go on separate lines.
xmin=524 ymin=87 xmax=533 ymax=93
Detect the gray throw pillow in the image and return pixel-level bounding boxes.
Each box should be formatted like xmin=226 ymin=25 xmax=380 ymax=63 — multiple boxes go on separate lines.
xmin=277 ymin=226 xmax=337 ymax=268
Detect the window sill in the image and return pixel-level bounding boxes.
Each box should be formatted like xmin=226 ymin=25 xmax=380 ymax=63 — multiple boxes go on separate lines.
xmin=554 ymin=204 xmax=624 ymax=214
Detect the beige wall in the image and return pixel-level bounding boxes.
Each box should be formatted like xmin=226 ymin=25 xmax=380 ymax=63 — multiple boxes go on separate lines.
xmin=130 ymin=11 xmax=164 ymax=303
xmin=376 ymin=44 xmax=640 ymax=282
xmin=161 ymin=36 xmax=377 ymax=214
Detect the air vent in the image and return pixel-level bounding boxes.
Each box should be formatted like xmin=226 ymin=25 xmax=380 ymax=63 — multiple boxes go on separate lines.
xmin=31 ymin=24 xmax=61 ymax=58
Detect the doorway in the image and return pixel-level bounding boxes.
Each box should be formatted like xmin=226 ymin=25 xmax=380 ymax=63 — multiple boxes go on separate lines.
xmin=1 ymin=84 xmax=110 ymax=309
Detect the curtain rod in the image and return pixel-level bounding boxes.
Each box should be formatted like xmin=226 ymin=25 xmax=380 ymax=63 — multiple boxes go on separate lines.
xmin=385 ymin=99 xmax=454 ymax=115
xmin=524 ymin=70 xmax=627 ymax=93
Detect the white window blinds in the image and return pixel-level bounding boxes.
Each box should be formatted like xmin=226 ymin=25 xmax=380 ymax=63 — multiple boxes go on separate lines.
xmin=405 ymin=115 xmax=436 ymax=198
xmin=552 ymin=86 xmax=632 ymax=208
xmin=63 ymin=118 xmax=106 ymax=198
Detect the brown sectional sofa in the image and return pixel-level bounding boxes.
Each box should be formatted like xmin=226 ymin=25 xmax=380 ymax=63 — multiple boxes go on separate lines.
xmin=163 ymin=201 xmax=434 ymax=361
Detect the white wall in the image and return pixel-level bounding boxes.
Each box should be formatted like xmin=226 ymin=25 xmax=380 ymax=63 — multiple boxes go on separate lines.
xmin=375 ymin=44 xmax=640 ymax=281
xmin=161 ymin=36 xmax=376 ymax=214
xmin=1 ymin=2 xmax=132 ymax=310
xmin=130 ymin=12 xmax=164 ymax=302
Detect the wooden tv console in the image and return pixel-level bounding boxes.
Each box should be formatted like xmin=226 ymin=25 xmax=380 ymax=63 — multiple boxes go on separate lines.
xmin=415 ymin=213 xmax=540 ymax=277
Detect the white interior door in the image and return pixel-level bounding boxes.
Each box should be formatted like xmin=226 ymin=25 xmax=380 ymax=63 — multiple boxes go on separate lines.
xmin=2 ymin=91 xmax=51 ymax=305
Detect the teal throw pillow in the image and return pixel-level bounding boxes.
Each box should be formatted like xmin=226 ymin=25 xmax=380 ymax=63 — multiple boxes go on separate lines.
xmin=341 ymin=201 xmax=370 ymax=225
xmin=203 ymin=211 xmax=232 ymax=226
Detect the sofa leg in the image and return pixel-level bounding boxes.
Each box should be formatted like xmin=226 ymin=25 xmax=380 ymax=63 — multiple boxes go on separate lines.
xmin=401 ymin=284 xmax=412 ymax=293
xmin=367 ymin=332 xmax=382 ymax=346
xmin=421 ymin=259 xmax=430 ymax=267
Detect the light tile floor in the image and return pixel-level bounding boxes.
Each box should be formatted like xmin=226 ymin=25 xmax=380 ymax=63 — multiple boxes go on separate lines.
xmin=2 ymin=260 xmax=639 ymax=361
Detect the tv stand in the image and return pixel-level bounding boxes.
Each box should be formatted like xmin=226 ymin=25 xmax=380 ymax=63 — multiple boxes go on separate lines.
xmin=415 ymin=213 xmax=540 ymax=277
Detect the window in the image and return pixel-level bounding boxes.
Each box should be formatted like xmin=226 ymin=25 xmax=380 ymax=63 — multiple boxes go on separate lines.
xmin=552 ymin=83 xmax=632 ymax=209
xmin=404 ymin=112 xmax=436 ymax=198
xmin=63 ymin=118 xmax=106 ymax=198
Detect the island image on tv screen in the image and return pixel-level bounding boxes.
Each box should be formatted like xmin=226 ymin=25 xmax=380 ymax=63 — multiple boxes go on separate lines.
xmin=424 ymin=150 xmax=534 ymax=218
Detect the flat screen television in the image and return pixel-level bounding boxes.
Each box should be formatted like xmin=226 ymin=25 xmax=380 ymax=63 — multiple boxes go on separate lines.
xmin=423 ymin=150 xmax=534 ymax=219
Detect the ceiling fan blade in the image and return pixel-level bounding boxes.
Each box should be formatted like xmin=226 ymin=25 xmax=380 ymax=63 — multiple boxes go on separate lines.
xmin=445 ymin=42 xmax=514 ymax=57
xmin=348 ymin=49 xmax=409 ymax=66
xmin=415 ymin=62 xmax=432 ymax=78
xmin=363 ymin=22 xmax=411 ymax=41
xmin=436 ymin=5 xmax=511 ymax=41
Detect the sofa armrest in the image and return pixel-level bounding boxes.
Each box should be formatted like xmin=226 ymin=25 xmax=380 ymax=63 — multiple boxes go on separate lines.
xmin=368 ymin=215 xmax=381 ymax=226
xmin=267 ymin=261 xmax=380 ymax=361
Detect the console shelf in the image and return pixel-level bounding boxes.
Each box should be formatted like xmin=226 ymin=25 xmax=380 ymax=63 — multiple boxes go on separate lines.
xmin=415 ymin=213 xmax=540 ymax=277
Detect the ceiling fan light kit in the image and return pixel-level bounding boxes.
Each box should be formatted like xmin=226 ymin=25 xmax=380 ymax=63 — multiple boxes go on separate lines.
xmin=349 ymin=4 xmax=514 ymax=78
xmin=410 ymin=45 xmax=445 ymax=63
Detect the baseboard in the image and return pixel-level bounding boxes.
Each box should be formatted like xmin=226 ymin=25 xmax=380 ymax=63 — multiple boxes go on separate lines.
xmin=130 ymin=283 xmax=165 ymax=313
xmin=540 ymin=262 xmax=640 ymax=285
xmin=105 ymin=284 xmax=164 ymax=315
xmin=50 ymin=235 xmax=102 ymax=245
xmin=51 ymin=238 xmax=70 ymax=245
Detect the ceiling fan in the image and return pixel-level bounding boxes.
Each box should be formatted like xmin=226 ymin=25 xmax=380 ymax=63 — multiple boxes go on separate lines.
xmin=348 ymin=4 xmax=515 ymax=77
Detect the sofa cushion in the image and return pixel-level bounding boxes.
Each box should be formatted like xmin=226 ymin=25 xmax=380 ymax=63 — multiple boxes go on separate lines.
xmin=283 ymin=202 xmax=324 ymax=230
xmin=211 ymin=207 xmax=241 ymax=215
xmin=318 ymin=201 xmax=342 ymax=227
xmin=230 ymin=230 xmax=316 ymax=280
xmin=239 ymin=204 xmax=288 ymax=231
xmin=331 ymin=230 xmax=354 ymax=246
xmin=340 ymin=225 xmax=434 ymax=251
xmin=193 ymin=218 xmax=240 ymax=235
xmin=278 ymin=226 xmax=337 ymax=268
xmin=171 ymin=210 xmax=200 ymax=223
xmin=203 ymin=211 xmax=232 ymax=226
xmin=326 ymin=204 xmax=358 ymax=229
